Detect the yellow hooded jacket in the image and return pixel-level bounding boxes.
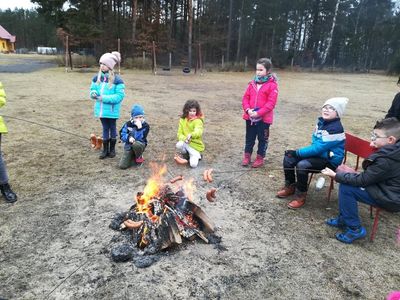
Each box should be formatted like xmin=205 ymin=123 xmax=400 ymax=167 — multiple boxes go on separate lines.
xmin=0 ymin=82 xmax=8 ymax=133
xmin=177 ymin=115 xmax=204 ymax=152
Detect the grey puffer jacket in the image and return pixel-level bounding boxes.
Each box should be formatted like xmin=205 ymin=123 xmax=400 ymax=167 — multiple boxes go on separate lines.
xmin=335 ymin=141 xmax=400 ymax=212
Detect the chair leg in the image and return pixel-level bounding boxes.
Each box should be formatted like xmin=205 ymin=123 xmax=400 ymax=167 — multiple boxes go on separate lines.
xmin=307 ymin=173 xmax=314 ymax=187
xmin=327 ymin=178 xmax=334 ymax=202
xmin=370 ymin=207 xmax=381 ymax=242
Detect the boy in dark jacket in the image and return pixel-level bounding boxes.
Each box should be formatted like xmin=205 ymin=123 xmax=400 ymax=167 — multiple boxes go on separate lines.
xmin=385 ymin=76 xmax=400 ymax=120
xmin=118 ymin=104 xmax=150 ymax=169
xmin=322 ymin=117 xmax=400 ymax=244
xmin=276 ymin=97 xmax=348 ymax=209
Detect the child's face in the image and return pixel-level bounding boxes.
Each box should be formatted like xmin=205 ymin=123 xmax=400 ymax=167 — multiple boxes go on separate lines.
xmin=188 ymin=108 xmax=197 ymax=117
xmin=132 ymin=115 xmax=144 ymax=123
xmin=321 ymin=105 xmax=338 ymax=120
xmin=100 ymin=63 xmax=110 ymax=72
xmin=256 ymin=64 xmax=268 ymax=77
xmin=370 ymin=129 xmax=395 ymax=148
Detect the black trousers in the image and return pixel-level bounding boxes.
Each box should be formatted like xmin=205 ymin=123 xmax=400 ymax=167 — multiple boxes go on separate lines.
xmin=283 ymin=154 xmax=333 ymax=193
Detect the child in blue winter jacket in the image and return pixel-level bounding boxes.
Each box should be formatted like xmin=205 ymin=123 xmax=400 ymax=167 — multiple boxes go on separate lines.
xmin=90 ymin=51 xmax=125 ymax=159
xmin=276 ymin=97 xmax=348 ymax=209
xmin=118 ymin=104 xmax=150 ymax=169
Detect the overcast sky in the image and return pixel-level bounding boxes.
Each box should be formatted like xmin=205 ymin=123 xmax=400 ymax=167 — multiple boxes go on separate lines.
xmin=0 ymin=0 xmax=38 ymax=10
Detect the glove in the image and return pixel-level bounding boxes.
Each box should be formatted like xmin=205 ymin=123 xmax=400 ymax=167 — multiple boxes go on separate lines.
xmin=285 ymin=150 xmax=298 ymax=158
xmin=90 ymin=91 xmax=98 ymax=99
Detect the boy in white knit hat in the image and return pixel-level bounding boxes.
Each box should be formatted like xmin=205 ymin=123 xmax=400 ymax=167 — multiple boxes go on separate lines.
xmin=276 ymin=97 xmax=348 ymax=209
xmin=89 ymin=51 xmax=125 ymax=159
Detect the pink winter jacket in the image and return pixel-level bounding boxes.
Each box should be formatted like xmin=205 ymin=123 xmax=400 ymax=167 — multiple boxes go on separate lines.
xmin=242 ymin=77 xmax=278 ymax=124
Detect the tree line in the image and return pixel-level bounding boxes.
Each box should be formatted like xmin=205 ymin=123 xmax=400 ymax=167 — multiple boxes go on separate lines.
xmin=1 ymin=0 xmax=399 ymax=73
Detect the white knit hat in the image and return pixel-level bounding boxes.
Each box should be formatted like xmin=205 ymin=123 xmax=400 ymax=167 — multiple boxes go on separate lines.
xmin=323 ymin=97 xmax=349 ymax=118
xmin=99 ymin=51 xmax=121 ymax=70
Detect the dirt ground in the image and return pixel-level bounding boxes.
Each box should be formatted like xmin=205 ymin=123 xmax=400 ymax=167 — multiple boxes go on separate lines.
xmin=0 ymin=54 xmax=399 ymax=299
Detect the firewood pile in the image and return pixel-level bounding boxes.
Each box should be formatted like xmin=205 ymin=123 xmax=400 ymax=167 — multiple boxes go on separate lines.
xmin=109 ymin=165 xmax=220 ymax=267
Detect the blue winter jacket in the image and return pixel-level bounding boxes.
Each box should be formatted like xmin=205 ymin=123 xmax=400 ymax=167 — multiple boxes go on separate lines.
xmin=120 ymin=120 xmax=150 ymax=150
xmin=296 ymin=117 xmax=345 ymax=168
xmin=89 ymin=72 xmax=125 ymax=119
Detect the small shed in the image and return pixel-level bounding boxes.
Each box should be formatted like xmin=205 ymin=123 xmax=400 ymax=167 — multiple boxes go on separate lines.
xmin=0 ymin=25 xmax=16 ymax=53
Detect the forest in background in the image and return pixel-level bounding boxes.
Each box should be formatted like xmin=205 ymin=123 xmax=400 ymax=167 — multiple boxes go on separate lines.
xmin=0 ymin=0 xmax=399 ymax=72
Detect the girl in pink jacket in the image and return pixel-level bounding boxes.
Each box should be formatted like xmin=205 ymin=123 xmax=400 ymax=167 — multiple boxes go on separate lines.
xmin=242 ymin=58 xmax=278 ymax=168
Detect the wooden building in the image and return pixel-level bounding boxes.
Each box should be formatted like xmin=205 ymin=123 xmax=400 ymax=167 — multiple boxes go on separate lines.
xmin=0 ymin=25 xmax=16 ymax=53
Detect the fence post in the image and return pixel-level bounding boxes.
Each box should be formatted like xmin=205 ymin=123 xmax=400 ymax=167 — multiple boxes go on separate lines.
xmin=311 ymin=58 xmax=315 ymax=72
xmin=222 ymin=55 xmax=224 ymax=69
xmin=291 ymin=57 xmax=294 ymax=71
xmin=244 ymin=56 xmax=248 ymax=72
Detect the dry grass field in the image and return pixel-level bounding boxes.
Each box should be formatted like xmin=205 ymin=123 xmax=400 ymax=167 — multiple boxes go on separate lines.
xmin=0 ymin=53 xmax=399 ymax=299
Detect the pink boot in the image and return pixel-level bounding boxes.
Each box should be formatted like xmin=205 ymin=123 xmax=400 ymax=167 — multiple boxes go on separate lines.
xmin=241 ymin=153 xmax=251 ymax=166
xmin=251 ymin=154 xmax=264 ymax=168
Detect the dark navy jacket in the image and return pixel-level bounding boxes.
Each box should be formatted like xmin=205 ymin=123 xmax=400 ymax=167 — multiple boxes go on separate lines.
xmin=119 ymin=120 xmax=150 ymax=150
xmin=386 ymin=93 xmax=400 ymax=120
xmin=335 ymin=141 xmax=400 ymax=212
xmin=296 ymin=117 xmax=345 ymax=168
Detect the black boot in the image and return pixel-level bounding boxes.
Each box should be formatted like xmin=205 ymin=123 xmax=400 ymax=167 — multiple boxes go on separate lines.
xmin=99 ymin=139 xmax=110 ymax=159
xmin=109 ymin=138 xmax=117 ymax=158
xmin=0 ymin=183 xmax=17 ymax=203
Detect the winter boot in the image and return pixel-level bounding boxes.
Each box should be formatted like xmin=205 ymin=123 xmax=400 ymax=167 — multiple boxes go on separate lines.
xmin=287 ymin=192 xmax=307 ymax=209
xmin=0 ymin=183 xmax=17 ymax=203
xmin=95 ymin=137 xmax=103 ymax=150
xmin=90 ymin=133 xmax=97 ymax=148
xmin=241 ymin=153 xmax=251 ymax=166
xmin=99 ymin=139 xmax=110 ymax=159
xmin=276 ymin=185 xmax=295 ymax=198
xmin=251 ymin=154 xmax=264 ymax=168
xmin=135 ymin=156 xmax=144 ymax=164
xmin=109 ymin=138 xmax=117 ymax=158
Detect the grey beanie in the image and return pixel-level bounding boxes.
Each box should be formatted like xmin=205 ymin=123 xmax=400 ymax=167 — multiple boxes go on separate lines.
xmin=323 ymin=97 xmax=349 ymax=118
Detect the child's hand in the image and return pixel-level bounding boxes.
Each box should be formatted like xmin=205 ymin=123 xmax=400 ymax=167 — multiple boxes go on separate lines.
xmin=285 ymin=150 xmax=297 ymax=158
xmin=134 ymin=119 xmax=142 ymax=129
xmin=249 ymin=111 xmax=258 ymax=118
xmin=185 ymin=134 xmax=192 ymax=143
xmin=321 ymin=168 xmax=336 ymax=178
xmin=96 ymin=95 xmax=102 ymax=101
xmin=129 ymin=136 xmax=135 ymax=144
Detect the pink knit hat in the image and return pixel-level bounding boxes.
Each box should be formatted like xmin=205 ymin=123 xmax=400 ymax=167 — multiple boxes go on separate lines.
xmin=99 ymin=51 xmax=121 ymax=70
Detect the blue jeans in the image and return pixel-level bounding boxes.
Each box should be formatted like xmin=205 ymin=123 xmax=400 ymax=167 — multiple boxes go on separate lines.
xmin=100 ymin=118 xmax=117 ymax=139
xmin=244 ymin=120 xmax=270 ymax=157
xmin=338 ymin=184 xmax=379 ymax=227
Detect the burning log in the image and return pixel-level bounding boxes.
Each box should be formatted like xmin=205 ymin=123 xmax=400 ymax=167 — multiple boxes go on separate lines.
xmin=114 ymin=184 xmax=214 ymax=254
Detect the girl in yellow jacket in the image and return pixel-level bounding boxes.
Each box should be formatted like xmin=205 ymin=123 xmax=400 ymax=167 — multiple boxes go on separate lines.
xmin=175 ymin=100 xmax=204 ymax=168
xmin=0 ymin=82 xmax=17 ymax=203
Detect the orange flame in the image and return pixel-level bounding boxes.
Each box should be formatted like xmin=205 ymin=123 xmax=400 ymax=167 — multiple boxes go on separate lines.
xmin=136 ymin=163 xmax=167 ymax=218
xmin=183 ymin=178 xmax=196 ymax=201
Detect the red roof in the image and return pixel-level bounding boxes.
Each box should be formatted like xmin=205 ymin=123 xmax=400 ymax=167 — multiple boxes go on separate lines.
xmin=0 ymin=25 xmax=16 ymax=43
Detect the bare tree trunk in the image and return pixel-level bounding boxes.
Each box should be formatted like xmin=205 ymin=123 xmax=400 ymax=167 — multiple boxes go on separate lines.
xmin=188 ymin=0 xmax=193 ymax=68
xmin=226 ymin=0 xmax=233 ymax=63
xmin=131 ymin=0 xmax=138 ymax=57
xmin=235 ymin=0 xmax=244 ymax=63
xmin=321 ymin=0 xmax=340 ymax=65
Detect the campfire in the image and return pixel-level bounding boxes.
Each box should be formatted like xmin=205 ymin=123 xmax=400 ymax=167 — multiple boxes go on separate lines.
xmin=109 ymin=164 xmax=217 ymax=265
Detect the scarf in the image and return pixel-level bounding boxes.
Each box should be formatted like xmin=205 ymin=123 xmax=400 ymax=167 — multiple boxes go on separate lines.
xmin=254 ymin=73 xmax=273 ymax=84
